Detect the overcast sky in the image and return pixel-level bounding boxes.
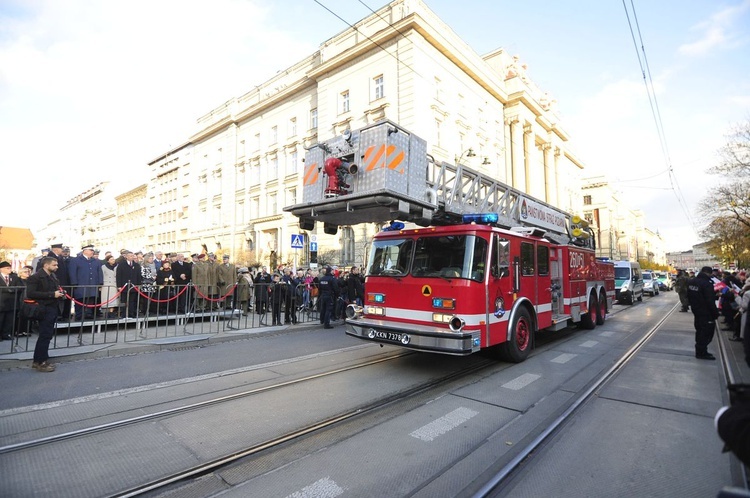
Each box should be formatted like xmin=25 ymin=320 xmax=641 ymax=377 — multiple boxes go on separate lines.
xmin=1 ymin=0 xmax=748 ymax=252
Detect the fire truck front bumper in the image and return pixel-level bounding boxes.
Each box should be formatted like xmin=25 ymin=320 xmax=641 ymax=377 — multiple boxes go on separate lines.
xmin=345 ymin=317 xmax=481 ymax=356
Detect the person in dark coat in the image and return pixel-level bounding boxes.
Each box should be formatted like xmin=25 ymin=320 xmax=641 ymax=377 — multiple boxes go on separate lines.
xmin=25 ymin=256 xmax=65 ymax=372
xmin=254 ymin=267 xmax=272 ymax=315
xmin=47 ymin=243 xmax=72 ymax=320
xmin=67 ymin=244 xmax=103 ymax=320
xmin=687 ymin=266 xmax=720 ymax=360
xmin=116 ymin=250 xmax=143 ymax=318
xmin=270 ymin=273 xmax=284 ymax=326
xmin=0 ymin=261 xmax=23 ymax=340
xmin=347 ymin=266 xmax=364 ymax=307
xmin=171 ymin=253 xmax=192 ymax=313
xmin=318 ymin=267 xmax=338 ymax=329
xmin=716 ymin=385 xmax=750 ymax=467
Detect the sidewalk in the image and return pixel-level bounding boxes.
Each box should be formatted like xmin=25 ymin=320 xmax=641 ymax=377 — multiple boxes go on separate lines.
xmin=504 ymin=304 xmax=748 ymax=496
xmin=0 ymin=314 xmax=322 ymax=370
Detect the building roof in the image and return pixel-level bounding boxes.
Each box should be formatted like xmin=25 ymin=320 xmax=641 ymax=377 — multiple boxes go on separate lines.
xmin=0 ymin=226 xmax=34 ymax=251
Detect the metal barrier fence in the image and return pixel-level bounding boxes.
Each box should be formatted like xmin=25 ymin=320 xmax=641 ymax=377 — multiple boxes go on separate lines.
xmin=0 ymin=282 xmax=323 ymax=356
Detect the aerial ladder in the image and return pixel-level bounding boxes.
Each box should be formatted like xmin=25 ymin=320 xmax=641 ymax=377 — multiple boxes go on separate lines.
xmin=284 ymin=119 xmax=593 ymax=247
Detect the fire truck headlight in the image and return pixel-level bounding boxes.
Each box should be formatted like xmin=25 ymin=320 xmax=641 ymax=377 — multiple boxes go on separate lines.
xmin=449 ymin=316 xmax=465 ymax=332
xmin=365 ymin=306 xmax=385 ymax=316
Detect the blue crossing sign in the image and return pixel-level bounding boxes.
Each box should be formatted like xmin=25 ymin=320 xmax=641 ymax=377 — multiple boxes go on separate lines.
xmin=291 ymin=234 xmax=304 ymax=249
xmin=310 ymin=242 xmax=318 ymax=252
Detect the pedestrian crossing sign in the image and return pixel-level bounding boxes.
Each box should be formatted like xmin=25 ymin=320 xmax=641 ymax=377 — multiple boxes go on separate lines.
xmin=291 ymin=234 xmax=304 ymax=249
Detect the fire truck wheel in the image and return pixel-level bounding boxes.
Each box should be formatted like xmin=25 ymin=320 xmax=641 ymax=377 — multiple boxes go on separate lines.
xmin=502 ymin=308 xmax=532 ymax=363
xmin=581 ymin=293 xmax=597 ymax=330
xmin=596 ymin=290 xmax=607 ymax=325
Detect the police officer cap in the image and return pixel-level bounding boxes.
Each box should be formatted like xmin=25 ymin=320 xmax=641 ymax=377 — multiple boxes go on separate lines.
xmin=326 ymin=266 xmax=333 ymax=273
xmin=51 ymin=243 xmax=64 ymax=249
xmin=82 ymin=244 xmax=94 ymax=251
xmin=700 ymin=266 xmax=713 ymax=274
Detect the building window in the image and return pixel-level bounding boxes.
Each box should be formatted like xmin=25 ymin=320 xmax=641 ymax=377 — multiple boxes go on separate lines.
xmin=250 ymin=197 xmax=259 ymax=219
xmin=340 ymin=90 xmax=350 ymax=114
xmin=434 ymin=77 xmax=443 ymax=103
xmin=254 ymin=132 xmax=261 ymax=151
xmin=288 ymin=117 xmax=297 ymax=137
xmin=288 ymin=188 xmax=297 ymax=206
xmin=288 ymin=150 xmax=299 ymax=174
xmin=435 ymin=119 xmax=442 ymax=148
xmin=310 ymin=108 xmax=318 ymax=130
xmin=341 ymin=227 xmax=355 ymax=264
xmin=239 ymin=140 xmax=245 ymax=158
xmin=270 ymin=156 xmax=278 ymax=178
xmin=373 ymin=75 xmax=384 ymax=100
xmin=268 ymin=193 xmax=277 ymax=216
xmin=583 ymin=195 xmax=592 ymax=205
xmin=270 ymin=125 xmax=278 ymax=144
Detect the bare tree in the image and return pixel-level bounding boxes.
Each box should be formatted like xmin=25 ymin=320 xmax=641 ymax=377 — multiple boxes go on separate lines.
xmin=698 ymin=120 xmax=750 ymax=265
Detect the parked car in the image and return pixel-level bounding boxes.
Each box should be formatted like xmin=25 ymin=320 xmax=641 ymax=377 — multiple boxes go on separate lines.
xmin=643 ymin=271 xmax=659 ymax=296
xmin=614 ymin=260 xmax=644 ymax=304
xmin=654 ymin=271 xmax=671 ymax=291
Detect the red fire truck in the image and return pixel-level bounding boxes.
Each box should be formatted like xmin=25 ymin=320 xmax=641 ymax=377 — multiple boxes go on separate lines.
xmin=285 ymin=120 xmax=614 ymax=362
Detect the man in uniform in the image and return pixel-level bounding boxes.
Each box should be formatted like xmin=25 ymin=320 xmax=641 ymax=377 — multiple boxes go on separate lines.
xmin=318 ymin=267 xmax=338 ymax=329
xmin=216 ymin=254 xmax=236 ymax=310
xmin=674 ymin=270 xmax=690 ymax=312
xmin=687 ymin=266 xmax=719 ymax=360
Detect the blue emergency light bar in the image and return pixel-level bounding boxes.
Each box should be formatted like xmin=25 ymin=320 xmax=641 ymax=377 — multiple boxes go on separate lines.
xmin=462 ymin=213 xmax=499 ymax=224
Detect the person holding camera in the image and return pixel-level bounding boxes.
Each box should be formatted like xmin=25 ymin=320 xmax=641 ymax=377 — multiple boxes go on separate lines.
xmin=25 ymin=256 xmax=65 ymax=372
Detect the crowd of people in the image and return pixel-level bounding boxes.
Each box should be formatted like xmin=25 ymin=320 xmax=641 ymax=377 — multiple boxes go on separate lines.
xmin=0 ymin=243 xmax=367 ymax=371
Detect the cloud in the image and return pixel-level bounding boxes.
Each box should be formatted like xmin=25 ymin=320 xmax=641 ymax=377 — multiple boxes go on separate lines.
xmin=0 ymin=0 xmax=318 ymax=230
xmin=678 ymin=0 xmax=750 ymax=56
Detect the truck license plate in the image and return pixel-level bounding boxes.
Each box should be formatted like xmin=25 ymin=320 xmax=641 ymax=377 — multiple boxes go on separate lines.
xmin=372 ymin=331 xmax=403 ymax=342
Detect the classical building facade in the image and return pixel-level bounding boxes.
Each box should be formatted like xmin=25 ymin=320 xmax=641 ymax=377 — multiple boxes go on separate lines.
xmin=32 ymin=0 xmax=670 ymax=267
xmin=141 ymin=0 xmax=588 ymax=268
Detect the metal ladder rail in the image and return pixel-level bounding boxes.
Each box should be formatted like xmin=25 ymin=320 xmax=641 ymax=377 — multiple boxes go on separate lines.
xmin=427 ymin=159 xmax=573 ymax=230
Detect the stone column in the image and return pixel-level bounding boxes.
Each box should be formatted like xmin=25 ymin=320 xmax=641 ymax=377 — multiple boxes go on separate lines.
xmin=505 ymin=115 xmax=524 ymax=191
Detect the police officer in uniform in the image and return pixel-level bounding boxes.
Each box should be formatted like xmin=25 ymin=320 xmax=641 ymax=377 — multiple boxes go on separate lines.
xmin=687 ymin=266 xmax=719 ymax=360
xmin=318 ymin=267 xmax=338 ymax=329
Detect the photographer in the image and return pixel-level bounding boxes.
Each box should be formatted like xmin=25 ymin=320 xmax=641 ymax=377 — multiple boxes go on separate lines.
xmin=25 ymin=256 xmax=65 ymax=372
xmin=716 ymin=384 xmax=750 ymax=467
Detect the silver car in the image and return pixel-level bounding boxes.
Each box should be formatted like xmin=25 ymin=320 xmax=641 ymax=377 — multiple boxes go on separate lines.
xmin=643 ymin=272 xmax=659 ymax=296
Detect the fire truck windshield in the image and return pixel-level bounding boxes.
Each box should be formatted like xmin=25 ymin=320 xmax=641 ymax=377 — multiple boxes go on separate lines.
xmin=368 ymin=234 xmax=489 ymax=281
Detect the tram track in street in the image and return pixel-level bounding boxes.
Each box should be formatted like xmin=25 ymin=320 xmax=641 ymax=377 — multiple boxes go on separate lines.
xmin=0 ymin=344 xmax=499 ymax=497
xmin=1 ymin=296 xmax=678 ymax=497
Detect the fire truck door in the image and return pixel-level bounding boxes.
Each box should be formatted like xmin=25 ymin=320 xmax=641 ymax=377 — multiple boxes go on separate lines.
xmin=518 ymin=242 xmax=537 ymax=303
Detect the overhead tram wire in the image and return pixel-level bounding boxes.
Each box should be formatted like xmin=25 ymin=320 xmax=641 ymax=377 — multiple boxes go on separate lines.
xmin=622 ymin=0 xmax=697 ymax=231
xmin=312 ymin=0 xmax=418 ymax=76
xmin=628 ymin=1 xmax=696 ymax=229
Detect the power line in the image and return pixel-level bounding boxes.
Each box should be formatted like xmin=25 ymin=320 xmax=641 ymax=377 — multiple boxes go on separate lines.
xmin=622 ymin=0 xmax=697 ymax=234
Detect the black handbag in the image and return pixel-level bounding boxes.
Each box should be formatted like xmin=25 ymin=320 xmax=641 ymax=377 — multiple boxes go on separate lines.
xmin=21 ymin=299 xmax=46 ymax=320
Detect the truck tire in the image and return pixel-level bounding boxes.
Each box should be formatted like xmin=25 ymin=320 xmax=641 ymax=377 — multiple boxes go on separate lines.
xmin=596 ymin=290 xmax=607 ymax=325
xmin=580 ymin=293 xmax=597 ymax=330
xmin=502 ymin=307 xmax=532 ymax=363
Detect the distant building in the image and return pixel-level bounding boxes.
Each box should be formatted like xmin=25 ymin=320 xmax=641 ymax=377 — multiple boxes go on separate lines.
xmin=666 ymin=250 xmax=694 ymax=270
xmin=0 ymin=226 xmax=35 ymax=271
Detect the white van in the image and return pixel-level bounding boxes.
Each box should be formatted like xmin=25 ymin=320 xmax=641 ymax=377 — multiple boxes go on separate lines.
xmin=614 ymin=260 xmax=644 ymax=305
